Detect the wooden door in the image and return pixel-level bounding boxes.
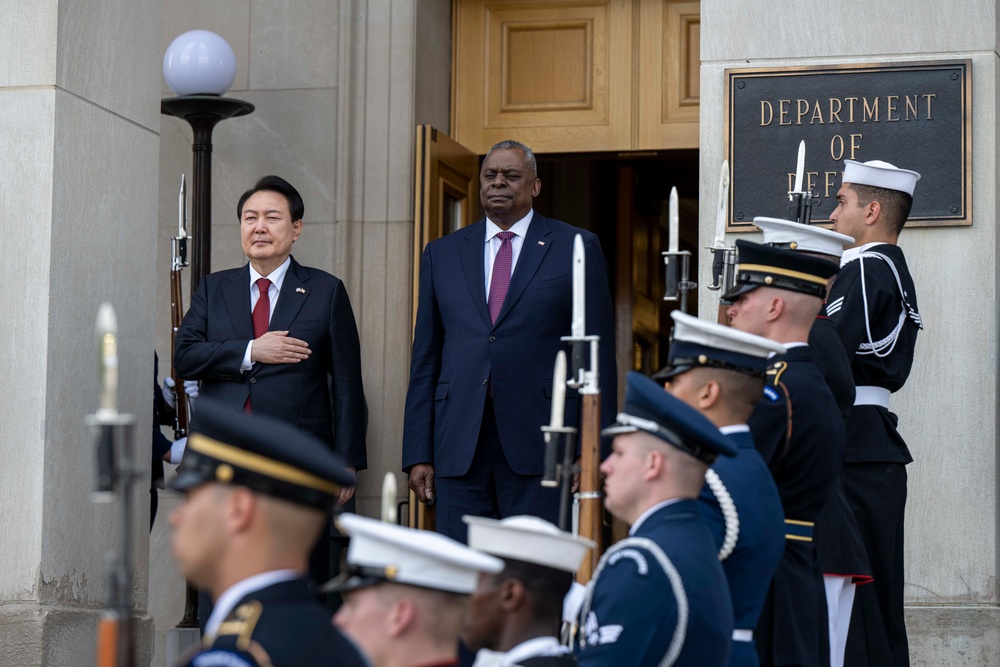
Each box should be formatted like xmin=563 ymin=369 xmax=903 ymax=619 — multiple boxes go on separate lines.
xmin=409 ymin=126 xmax=480 ymax=530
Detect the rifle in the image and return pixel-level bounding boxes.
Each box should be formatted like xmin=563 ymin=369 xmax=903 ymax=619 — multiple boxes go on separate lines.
xmin=89 ymin=304 xmax=138 ymax=667
xmin=170 ymin=174 xmax=201 ymax=630
xmin=661 ymin=186 xmax=697 ymax=313
xmin=705 ymin=161 xmax=737 ymax=324
xmin=541 ymin=234 xmax=604 ymax=584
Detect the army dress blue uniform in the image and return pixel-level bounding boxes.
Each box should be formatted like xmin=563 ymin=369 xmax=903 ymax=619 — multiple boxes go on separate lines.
xmin=578 ymin=498 xmax=733 ymax=667
xmin=825 ymin=243 xmax=921 ymax=667
xmin=748 ymin=344 xmax=845 ymax=667
xmin=699 ymin=426 xmax=785 ymax=667
xmin=178 ymin=577 xmax=365 ymax=667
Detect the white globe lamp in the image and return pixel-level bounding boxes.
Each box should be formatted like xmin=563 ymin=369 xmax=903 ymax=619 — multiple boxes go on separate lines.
xmin=163 ymin=30 xmax=237 ymax=96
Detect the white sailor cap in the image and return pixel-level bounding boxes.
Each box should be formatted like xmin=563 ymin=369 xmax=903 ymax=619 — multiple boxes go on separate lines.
xmin=653 ymin=311 xmax=786 ymax=381
xmin=842 ymin=159 xmax=921 ymax=196
xmin=753 ymin=217 xmax=854 ymax=258
xmin=464 ymin=515 xmax=595 ymax=574
xmin=322 ymin=513 xmax=504 ymax=595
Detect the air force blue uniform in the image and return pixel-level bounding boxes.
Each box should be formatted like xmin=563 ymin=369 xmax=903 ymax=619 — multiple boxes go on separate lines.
xmin=576 ymin=372 xmax=738 ymax=667
xmin=579 ymin=499 xmax=734 ymax=667
xmin=699 ymin=428 xmax=785 ymax=667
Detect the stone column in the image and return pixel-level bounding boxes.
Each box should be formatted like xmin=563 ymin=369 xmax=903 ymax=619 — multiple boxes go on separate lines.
xmin=0 ymin=0 xmax=162 ymax=664
xmin=698 ymin=2 xmax=1000 ymax=663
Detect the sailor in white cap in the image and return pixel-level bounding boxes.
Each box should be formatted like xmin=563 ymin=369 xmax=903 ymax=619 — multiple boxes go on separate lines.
xmin=827 ymin=160 xmax=923 ymax=667
xmin=652 ymin=311 xmax=786 ymax=667
xmin=462 ymin=515 xmax=593 ymax=666
xmin=753 ymin=217 xmax=872 ymax=667
xmin=326 ymin=514 xmax=504 ymax=667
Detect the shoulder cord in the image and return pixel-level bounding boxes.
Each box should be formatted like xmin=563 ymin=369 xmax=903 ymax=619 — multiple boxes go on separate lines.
xmin=705 ymin=469 xmax=739 ymax=561
xmin=857 ymin=252 xmax=910 ymax=358
xmin=579 ymin=537 xmax=689 ymax=667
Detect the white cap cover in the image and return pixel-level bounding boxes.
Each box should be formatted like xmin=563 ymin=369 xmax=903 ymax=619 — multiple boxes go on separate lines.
xmin=464 ymin=515 xmax=595 ymax=573
xmin=753 ymin=217 xmax=854 ymax=258
xmin=842 ymin=159 xmax=920 ymax=196
xmin=671 ymin=311 xmax=786 ymax=360
xmin=335 ymin=513 xmax=504 ymax=594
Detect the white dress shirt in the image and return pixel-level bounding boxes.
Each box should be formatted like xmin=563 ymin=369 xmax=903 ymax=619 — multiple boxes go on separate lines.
xmin=241 ymin=257 xmax=293 ymax=370
xmin=484 ymin=211 xmax=534 ymax=299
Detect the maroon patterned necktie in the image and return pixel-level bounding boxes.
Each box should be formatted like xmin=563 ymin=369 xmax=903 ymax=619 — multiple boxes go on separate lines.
xmin=245 ymin=277 xmax=272 ymax=412
xmin=488 ymin=231 xmax=515 ymax=324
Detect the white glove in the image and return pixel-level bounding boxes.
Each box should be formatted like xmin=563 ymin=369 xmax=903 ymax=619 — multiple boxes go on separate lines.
xmin=168 ymin=437 xmax=187 ymax=465
xmin=162 ymin=377 xmax=177 ymax=410
xmin=183 ymin=379 xmax=200 ymax=402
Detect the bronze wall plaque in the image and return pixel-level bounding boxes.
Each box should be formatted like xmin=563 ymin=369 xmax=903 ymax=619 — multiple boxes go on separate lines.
xmin=724 ymin=60 xmax=971 ymax=230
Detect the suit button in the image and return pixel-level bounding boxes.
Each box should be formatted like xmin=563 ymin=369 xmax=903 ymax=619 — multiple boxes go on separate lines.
xmin=250 ymin=378 xmax=256 ymax=384
xmin=489 ymin=336 xmax=496 ymax=343
xmin=482 ymin=378 xmax=488 ymax=385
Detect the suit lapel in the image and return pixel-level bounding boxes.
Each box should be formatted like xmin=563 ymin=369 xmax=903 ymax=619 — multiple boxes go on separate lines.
xmin=269 ymin=257 xmax=310 ymax=332
xmin=493 ymin=213 xmax=552 ymax=328
xmin=223 ymin=265 xmax=254 ymax=341
xmin=458 ymin=220 xmax=491 ymax=327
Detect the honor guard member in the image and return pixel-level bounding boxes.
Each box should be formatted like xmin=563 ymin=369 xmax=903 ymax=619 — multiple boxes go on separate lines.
xmin=169 ymin=398 xmax=365 ymax=667
xmin=327 ymin=513 xmax=505 ymax=667
xmin=575 ymin=371 xmax=736 ymax=667
xmin=723 ymin=241 xmax=844 ymax=667
xmin=463 ymin=515 xmax=593 ymax=666
xmin=754 ymin=217 xmax=873 ymax=667
xmin=653 ymin=310 xmax=786 ymax=667
xmin=827 ymin=160 xmax=922 ymax=667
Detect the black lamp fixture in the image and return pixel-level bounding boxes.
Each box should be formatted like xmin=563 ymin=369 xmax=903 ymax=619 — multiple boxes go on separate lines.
xmin=161 ymin=30 xmax=254 ymax=290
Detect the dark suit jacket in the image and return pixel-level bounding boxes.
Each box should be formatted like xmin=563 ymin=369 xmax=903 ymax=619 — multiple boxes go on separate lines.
xmin=178 ymin=577 xmax=366 ymax=667
xmin=402 ymin=213 xmax=616 ymax=478
xmin=174 ymin=256 xmax=366 ymax=469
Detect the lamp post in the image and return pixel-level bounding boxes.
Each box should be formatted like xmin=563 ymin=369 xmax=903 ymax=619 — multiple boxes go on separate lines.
xmin=160 ymin=30 xmax=254 ymax=291
xmin=160 ymin=31 xmax=253 ymax=661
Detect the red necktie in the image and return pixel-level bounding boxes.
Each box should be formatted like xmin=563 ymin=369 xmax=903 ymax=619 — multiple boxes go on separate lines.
xmin=245 ymin=277 xmax=272 ymax=412
xmin=488 ymin=231 xmax=515 ymax=324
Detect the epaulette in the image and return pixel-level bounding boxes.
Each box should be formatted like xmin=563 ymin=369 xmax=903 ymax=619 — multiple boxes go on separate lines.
xmin=765 ymin=361 xmax=789 ymax=386
xmin=216 ymin=601 xmax=265 ymax=651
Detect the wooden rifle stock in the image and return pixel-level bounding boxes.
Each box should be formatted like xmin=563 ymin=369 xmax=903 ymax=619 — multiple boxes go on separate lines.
xmin=170 ymin=267 xmax=188 ymax=439
xmin=576 ymin=392 xmax=603 ymax=583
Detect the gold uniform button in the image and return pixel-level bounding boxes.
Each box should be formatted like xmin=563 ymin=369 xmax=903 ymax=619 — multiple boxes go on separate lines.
xmin=216 ymin=464 xmax=235 ymax=483
xmin=790 ymin=241 xmax=798 ymax=249
xmin=764 ymin=276 xmax=774 ymax=285
xmin=697 ymin=354 xmax=708 ymax=364
xmin=384 ymin=565 xmax=399 ymax=579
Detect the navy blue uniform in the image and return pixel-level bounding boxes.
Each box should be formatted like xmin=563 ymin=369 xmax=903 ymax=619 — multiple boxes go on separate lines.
xmin=697 ymin=428 xmax=785 ymax=667
xmin=576 ymin=500 xmax=733 ymax=667
xmin=825 ymin=245 xmax=921 ymax=667
xmin=810 ymin=317 xmax=871 ymax=584
xmin=178 ymin=578 xmax=365 ymax=667
xmin=748 ymin=345 xmax=845 ymax=667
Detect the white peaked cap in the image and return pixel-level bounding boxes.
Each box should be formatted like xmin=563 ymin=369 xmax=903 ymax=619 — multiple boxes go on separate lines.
xmin=464 ymin=515 xmax=595 ymax=573
xmin=842 ymin=159 xmax=920 ymax=196
xmin=753 ymin=217 xmax=854 ymax=258
xmin=335 ymin=513 xmax=504 ymax=594
xmin=671 ymin=311 xmax=786 ymax=360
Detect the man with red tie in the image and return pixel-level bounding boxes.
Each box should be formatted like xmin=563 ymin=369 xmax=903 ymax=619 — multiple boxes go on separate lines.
xmin=403 ymin=140 xmax=617 ymax=542
xmin=175 ymin=175 xmax=366 ymax=589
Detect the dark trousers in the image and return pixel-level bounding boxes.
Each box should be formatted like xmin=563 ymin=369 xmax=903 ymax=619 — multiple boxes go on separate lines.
xmin=434 ymin=396 xmax=560 ymax=544
xmin=843 ymin=461 xmax=909 ymax=667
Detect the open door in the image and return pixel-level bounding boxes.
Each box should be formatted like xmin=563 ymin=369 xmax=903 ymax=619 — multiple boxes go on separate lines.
xmin=409 ymin=126 xmax=480 ymax=530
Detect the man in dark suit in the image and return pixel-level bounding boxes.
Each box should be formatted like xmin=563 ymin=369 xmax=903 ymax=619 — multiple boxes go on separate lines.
xmin=576 ymin=372 xmax=736 ymax=667
xmin=174 ymin=175 xmax=366 ymax=594
xmin=170 ymin=399 xmax=366 ymax=667
xmin=403 ymin=140 xmax=616 ymax=542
